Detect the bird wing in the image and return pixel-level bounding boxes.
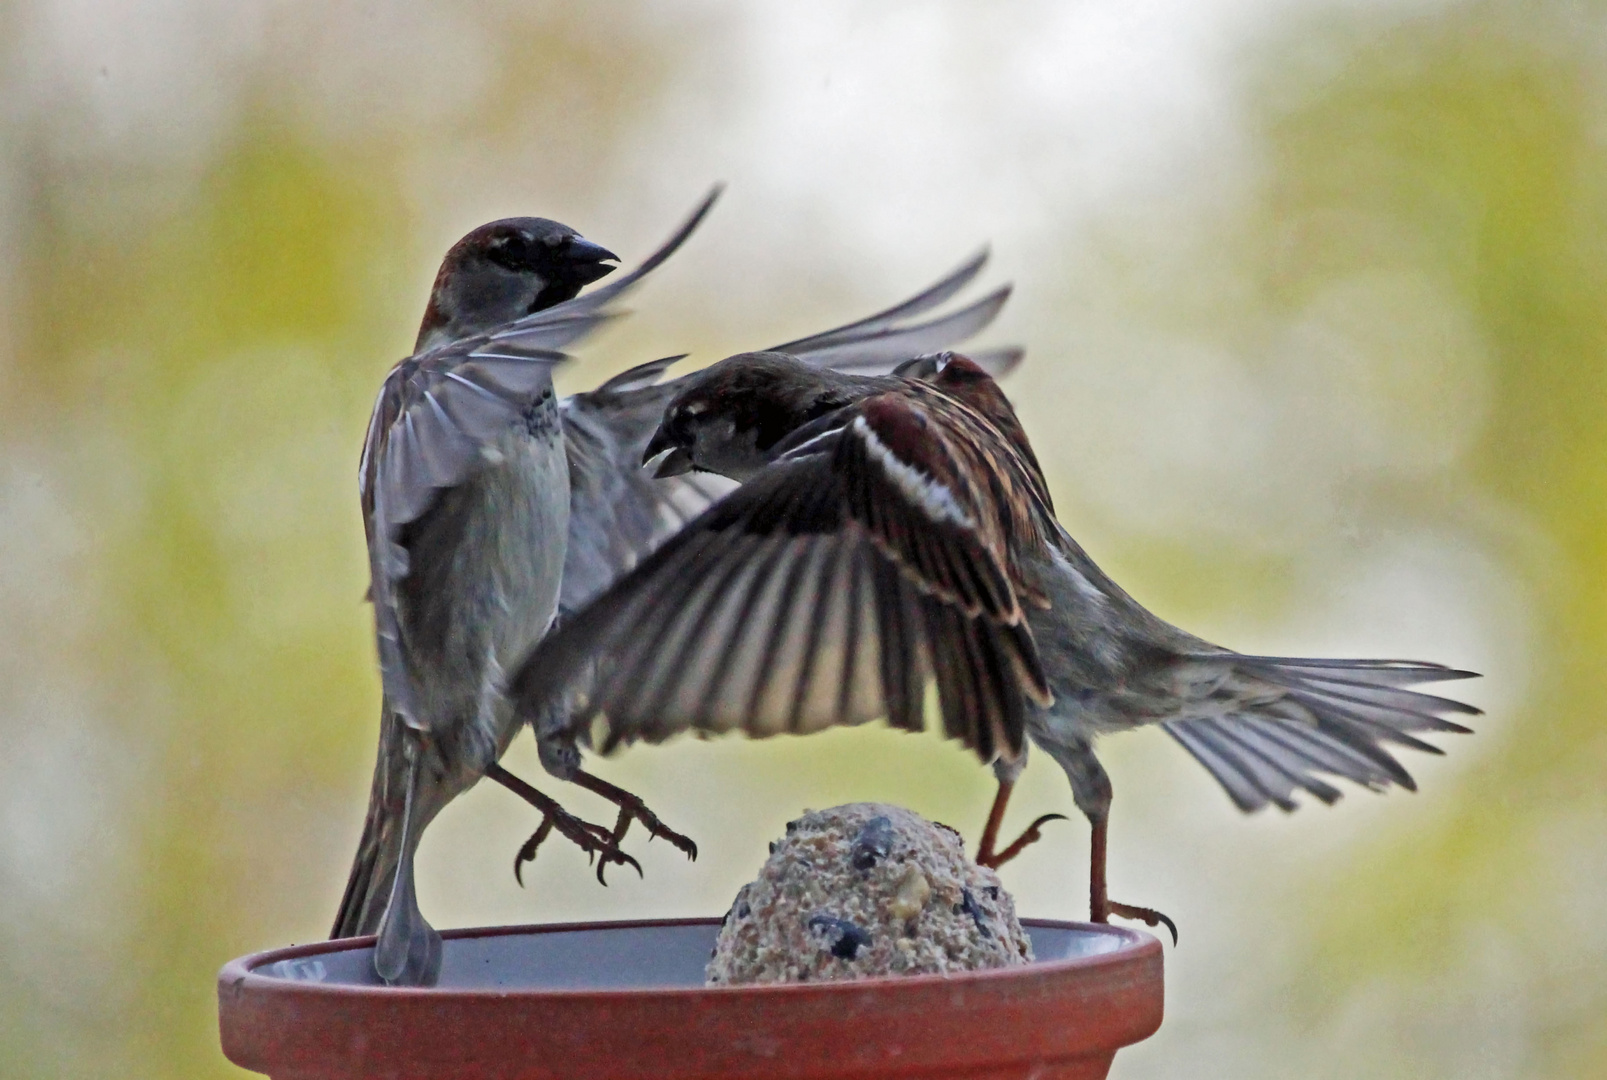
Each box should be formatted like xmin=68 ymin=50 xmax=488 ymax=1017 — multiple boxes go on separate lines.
xmin=361 ymin=187 xmax=721 ymax=728
xmin=554 ymin=254 xmax=1023 ymax=616
xmin=1154 ymin=655 xmax=1478 ymax=812
xmin=772 ymin=248 xmax=1023 ymax=376
xmin=514 ymin=384 xmax=1054 ymax=764
xmin=559 ymin=357 xmax=737 ymax=615
xmin=921 ymin=353 xmax=1057 ymax=516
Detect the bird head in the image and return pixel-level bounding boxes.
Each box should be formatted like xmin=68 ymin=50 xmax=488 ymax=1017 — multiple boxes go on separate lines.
xmin=414 ymin=217 xmax=618 ymax=352
xmin=643 ymin=352 xmax=880 ymax=481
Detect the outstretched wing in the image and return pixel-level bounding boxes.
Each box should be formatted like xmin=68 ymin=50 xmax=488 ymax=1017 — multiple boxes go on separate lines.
xmin=555 ymin=252 xmax=1023 ymax=614
xmin=773 ymin=249 xmax=1023 ymax=376
xmin=514 ymin=386 xmax=1054 ymax=764
xmin=361 ymin=187 xmax=722 ymax=728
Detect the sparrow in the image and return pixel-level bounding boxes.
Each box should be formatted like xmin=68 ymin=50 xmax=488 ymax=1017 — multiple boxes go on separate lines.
xmin=331 ymin=190 xmax=717 ymax=987
xmin=516 ymin=249 xmax=1023 ymax=884
xmin=333 ymin=186 xmax=1024 ymax=986
xmin=507 ymin=350 xmax=1477 ymax=943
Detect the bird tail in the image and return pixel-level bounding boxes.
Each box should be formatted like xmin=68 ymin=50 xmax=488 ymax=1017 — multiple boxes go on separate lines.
xmin=331 ymin=707 xmax=442 ymax=985
xmin=1161 ymin=656 xmax=1478 ymax=813
xmin=332 ymin=706 xmax=404 ymax=939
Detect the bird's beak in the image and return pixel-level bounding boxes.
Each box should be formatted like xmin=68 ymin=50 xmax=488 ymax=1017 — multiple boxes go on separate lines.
xmin=643 ymin=425 xmax=673 ymax=465
xmin=567 ymin=237 xmax=619 ymax=284
xmin=652 ymin=447 xmax=695 ymax=478
xmin=644 ymin=425 xmax=694 ymax=477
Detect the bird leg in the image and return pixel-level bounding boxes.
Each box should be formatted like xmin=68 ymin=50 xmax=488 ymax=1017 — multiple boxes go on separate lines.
xmin=485 ymin=762 xmax=643 ymax=886
xmin=975 ymin=778 xmax=1067 ymax=869
xmin=566 ymin=769 xmax=698 ymax=883
xmin=1089 ymin=813 xmax=1177 ymax=944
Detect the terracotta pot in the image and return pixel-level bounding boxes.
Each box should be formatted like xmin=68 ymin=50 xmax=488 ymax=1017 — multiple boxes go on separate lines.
xmin=218 ymin=917 xmax=1162 ymax=1080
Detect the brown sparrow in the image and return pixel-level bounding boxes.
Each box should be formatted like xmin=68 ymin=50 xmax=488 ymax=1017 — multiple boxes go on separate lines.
xmin=507 ymin=351 xmax=1476 ymax=944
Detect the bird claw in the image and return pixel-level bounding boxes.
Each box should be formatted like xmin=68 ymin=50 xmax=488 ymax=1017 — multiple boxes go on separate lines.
xmin=608 ymin=799 xmax=699 ymax=861
xmin=977 ymin=813 xmax=1068 ymax=869
xmin=583 ymin=801 xmax=691 ymax=885
xmin=513 ymin=804 xmax=642 ymax=887
xmin=1104 ymin=900 xmax=1179 ymax=946
xmin=571 ymin=770 xmax=698 ymax=863
xmin=489 ymin=762 xmax=688 ymax=888
xmin=513 ymin=817 xmax=554 ymax=886
xmin=593 ymin=843 xmax=644 ymax=886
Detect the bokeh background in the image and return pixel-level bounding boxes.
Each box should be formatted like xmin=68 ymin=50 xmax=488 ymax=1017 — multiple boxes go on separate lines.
xmin=2 ymin=1 xmax=1604 ymax=1076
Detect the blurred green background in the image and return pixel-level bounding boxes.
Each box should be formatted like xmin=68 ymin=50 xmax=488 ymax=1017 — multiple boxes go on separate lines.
xmin=1 ymin=1 xmax=1603 ymax=1076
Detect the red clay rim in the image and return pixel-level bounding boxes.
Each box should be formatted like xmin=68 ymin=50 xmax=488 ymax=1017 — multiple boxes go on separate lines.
xmin=219 ymin=916 xmax=1159 ymax=1000
xmin=220 ymin=918 xmax=1164 ymax=1079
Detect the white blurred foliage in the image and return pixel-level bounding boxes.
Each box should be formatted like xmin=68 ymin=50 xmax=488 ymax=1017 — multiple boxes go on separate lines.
xmin=610 ymin=0 xmax=1272 ymax=311
xmin=1033 ymin=268 xmax=1492 ymax=545
xmin=17 ymin=0 xmax=266 ymax=164
xmin=9 ymin=0 xmax=523 ymax=166
xmin=0 ymin=460 xmax=98 ymax=911
xmin=0 ymin=457 xmax=144 ymax=1075
xmin=268 ymin=2 xmax=500 ymax=142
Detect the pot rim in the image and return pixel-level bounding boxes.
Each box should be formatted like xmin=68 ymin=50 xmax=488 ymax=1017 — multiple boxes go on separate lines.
xmin=220 ymin=916 xmax=1157 ymax=1001
xmin=220 ymin=917 xmax=1165 ymax=1079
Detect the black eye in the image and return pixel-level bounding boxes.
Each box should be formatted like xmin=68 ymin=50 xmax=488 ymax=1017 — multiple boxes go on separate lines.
xmin=484 ymin=233 xmax=529 ymax=270
xmin=666 ymin=403 xmax=698 ymax=439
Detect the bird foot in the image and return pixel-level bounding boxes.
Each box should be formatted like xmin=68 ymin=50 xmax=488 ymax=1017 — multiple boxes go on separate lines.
xmin=976 ymin=813 xmax=1068 ymax=869
xmin=485 ymin=762 xmax=643 ymax=886
xmin=570 ymin=770 xmax=698 ymax=883
xmin=513 ymin=806 xmax=642 ymax=887
xmin=1098 ymin=899 xmax=1178 ymax=946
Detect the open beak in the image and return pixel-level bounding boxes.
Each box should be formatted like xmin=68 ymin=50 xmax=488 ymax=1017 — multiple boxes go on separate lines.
xmin=567 ymin=237 xmax=619 ymax=285
xmin=643 ymin=425 xmax=694 ymax=477
xmin=652 ymin=447 xmax=694 ymax=478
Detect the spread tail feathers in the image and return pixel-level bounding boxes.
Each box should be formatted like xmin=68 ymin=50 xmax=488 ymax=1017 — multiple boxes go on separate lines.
xmin=1162 ymin=656 xmax=1478 ymax=813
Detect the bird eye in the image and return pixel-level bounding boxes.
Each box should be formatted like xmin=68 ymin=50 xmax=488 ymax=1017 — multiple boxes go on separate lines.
xmin=544 ymin=233 xmax=565 ymax=249
xmin=684 ymin=400 xmax=709 ymax=417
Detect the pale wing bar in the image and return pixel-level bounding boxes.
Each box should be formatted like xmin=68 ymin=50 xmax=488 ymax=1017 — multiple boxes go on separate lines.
xmin=553 ymin=236 xmax=1019 ymax=616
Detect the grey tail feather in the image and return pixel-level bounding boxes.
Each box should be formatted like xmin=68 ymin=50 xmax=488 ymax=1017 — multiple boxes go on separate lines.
xmin=329 ymin=828 xmax=385 ymax=939
xmin=331 ymin=711 xmax=404 ymax=940
xmin=1163 ymin=656 xmax=1478 ymax=814
xmin=372 ymin=743 xmax=441 ymax=986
